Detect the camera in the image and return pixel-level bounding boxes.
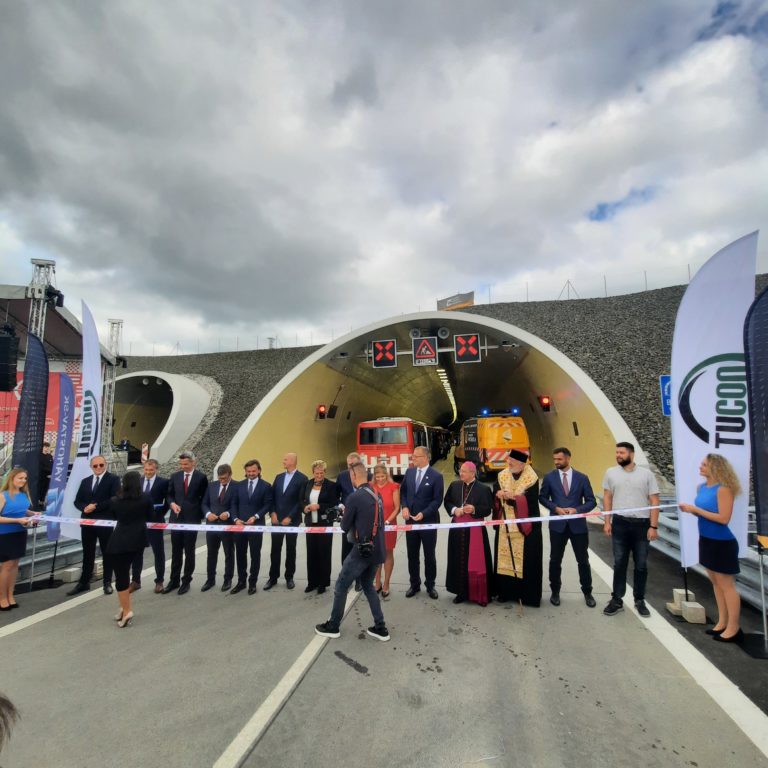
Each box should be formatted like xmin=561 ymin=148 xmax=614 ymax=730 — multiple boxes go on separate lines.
xmin=325 ymin=505 xmax=343 ymax=524
xmin=356 ymin=537 xmax=374 ymax=558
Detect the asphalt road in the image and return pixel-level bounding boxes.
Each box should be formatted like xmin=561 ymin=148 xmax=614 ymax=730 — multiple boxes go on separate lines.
xmin=1 ymin=459 xmax=766 ymax=768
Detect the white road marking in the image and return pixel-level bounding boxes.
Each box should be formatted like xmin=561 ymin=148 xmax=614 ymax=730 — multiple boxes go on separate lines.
xmin=590 ymin=551 xmax=768 ymax=759
xmin=213 ymin=590 xmax=361 ymax=768
xmin=0 ymin=545 xmax=207 ymax=640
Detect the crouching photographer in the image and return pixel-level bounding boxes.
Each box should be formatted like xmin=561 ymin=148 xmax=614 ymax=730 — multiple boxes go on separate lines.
xmin=315 ymin=462 xmax=390 ymax=641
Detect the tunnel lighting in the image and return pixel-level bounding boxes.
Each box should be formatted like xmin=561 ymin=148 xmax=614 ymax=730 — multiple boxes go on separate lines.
xmin=316 ymin=404 xmax=327 ymax=419
xmin=436 ymin=369 xmax=457 ymax=426
xmin=481 ymin=407 xmax=490 ymax=416
xmin=511 ymin=406 xmax=521 ymax=416
xmin=538 ymin=395 xmax=552 ymax=412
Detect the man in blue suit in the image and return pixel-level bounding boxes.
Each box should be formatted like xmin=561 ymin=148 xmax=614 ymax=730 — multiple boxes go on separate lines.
xmin=264 ymin=452 xmax=307 ymax=590
xmin=232 ymin=459 xmax=273 ymax=594
xmin=201 ymin=464 xmax=239 ymax=592
xmin=130 ymin=459 xmax=170 ymax=593
xmin=539 ymin=447 xmax=597 ymax=607
xmin=401 ymin=446 xmax=444 ymax=599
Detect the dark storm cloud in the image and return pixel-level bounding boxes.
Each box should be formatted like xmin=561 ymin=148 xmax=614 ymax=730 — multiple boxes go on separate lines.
xmin=0 ymin=0 xmax=766 ymax=350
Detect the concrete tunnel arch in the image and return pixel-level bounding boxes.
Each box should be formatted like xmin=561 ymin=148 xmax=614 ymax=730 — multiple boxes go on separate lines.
xmin=114 ymin=371 xmax=212 ymax=465
xmin=218 ymin=312 xmax=647 ymax=483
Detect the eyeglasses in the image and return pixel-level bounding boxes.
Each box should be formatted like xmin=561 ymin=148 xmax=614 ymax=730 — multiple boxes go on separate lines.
xmin=92 ymin=463 xmax=105 ymax=468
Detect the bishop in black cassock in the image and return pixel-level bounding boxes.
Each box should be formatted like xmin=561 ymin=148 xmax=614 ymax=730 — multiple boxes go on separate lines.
xmin=444 ymin=462 xmax=494 ymax=606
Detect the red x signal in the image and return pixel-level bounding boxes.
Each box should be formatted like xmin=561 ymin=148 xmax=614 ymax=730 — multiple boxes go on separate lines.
xmin=454 ymin=333 xmax=481 ymax=364
xmin=372 ymin=339 xmax=397 ymax=368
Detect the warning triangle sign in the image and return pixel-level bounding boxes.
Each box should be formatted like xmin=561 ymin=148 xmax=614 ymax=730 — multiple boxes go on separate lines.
xmin=412 ymin=335 xmax=438 ymax=366
xmin=415 ymin=338 xmax=436 ymax=358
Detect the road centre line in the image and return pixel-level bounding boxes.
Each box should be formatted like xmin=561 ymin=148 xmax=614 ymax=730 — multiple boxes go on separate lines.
xmin=213 ymin=590 xmax=362 ymax=768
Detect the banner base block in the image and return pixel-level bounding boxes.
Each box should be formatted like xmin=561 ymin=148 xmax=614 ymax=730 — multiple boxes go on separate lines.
xmin=740 ymin=633 xmax=768 ymax=660
xmin=666 ymin=601 xmax=683 ymax=616
xmin=681 ymin=601 xmax=706 ymax=624
xmin=16 ymin=578 xmax=65 ymax=594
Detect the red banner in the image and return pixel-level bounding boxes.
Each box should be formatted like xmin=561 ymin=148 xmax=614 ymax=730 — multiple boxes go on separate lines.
xmin=0 ymin=372 xmax=64 ymax=441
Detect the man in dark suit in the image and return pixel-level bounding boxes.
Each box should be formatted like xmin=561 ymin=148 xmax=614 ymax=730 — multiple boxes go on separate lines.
xmin=539 ymin=447 xmax=597 ymax=607
xmin=163 ymin=451 xmax=209 ymax=595
xmin=400 ymin=446 xmax=444 ymax=599
xmin=201 ymin=463 xmax=238 ymax=592
xmin=66 ymin=455 xmax=121 ymax=595
xmin=129 ymin=459 xmax=170 ymax=593
xmin=232 ymin=459 xmax=273 ymax=595
xmin=264 ymin=452 xmax=307 ymax=591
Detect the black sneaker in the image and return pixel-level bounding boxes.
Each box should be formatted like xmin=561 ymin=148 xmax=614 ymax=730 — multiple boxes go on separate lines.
xmin=603 ymin=598 xmax=624 ymax=616
xmin=366 ymin=625 xmax=391 ymax=642
xmin=635 ymin=600 xmax=651 ymax=617
xmin=315 ymin=622 xmax=340 ymax=638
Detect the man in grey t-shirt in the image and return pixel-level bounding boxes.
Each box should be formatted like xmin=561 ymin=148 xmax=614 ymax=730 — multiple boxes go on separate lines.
xmin=602 ymin=442 xmax=660 ymax=617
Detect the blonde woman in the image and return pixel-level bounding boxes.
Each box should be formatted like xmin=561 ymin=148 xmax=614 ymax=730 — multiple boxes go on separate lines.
xmin=0 ymin=468 xmax=40 ymax=610
xmin=679 ymin=454 xmax=743 ymax=644
xmin=371 ymin=464 xmax=400 ymax=599
xmin=301 ymin=460 xmax=341 ymax=594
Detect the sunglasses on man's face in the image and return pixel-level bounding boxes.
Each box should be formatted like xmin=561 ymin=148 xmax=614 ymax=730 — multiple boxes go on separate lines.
xmin=92 ymin=463 xmax=105 ymax=468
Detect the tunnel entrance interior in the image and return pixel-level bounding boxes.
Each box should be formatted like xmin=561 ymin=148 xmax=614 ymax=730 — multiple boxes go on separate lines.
xmin=227 ymin=316 xmax=625 ymax=485
xmin=114 ymin=375 xmax=173 ymax=450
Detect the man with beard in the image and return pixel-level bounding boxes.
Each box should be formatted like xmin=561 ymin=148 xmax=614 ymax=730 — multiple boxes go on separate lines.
xmin=602 ymin=442 xmax=660 ymax=618
xmin=539 ymin=447 xmax=597 ymax=608
xmin=493 ymin=449 xmax=542 ymax=607
xmin=444 ymin=462 xmax=494 ymax=606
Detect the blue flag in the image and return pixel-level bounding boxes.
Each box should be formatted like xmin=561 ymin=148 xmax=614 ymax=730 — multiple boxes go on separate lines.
xmin=11 ymin=334 xmax=49 ymax=509
xmin=45 ymin=374 xmax=76 ymax=542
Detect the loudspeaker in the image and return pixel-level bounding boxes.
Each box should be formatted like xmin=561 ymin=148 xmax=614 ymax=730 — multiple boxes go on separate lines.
xmin=408 ymin=328 xmax=422 ymax=339
xmin=437 ymin=326 xmax=450 ymax=339
xmin=0 ymin=335 xmax=20 ymax=392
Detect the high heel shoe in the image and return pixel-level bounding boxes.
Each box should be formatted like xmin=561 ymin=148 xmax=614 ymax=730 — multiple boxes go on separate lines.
xmin=381 ymin=591 xmax=390 ymax=600
xmin=705 ymin=627 xmax=724 ymax=636
xmin=117 ymin=611 xmax=134 ymax=628
xmin=713 ymin=628 xmax=743 ymax=643
xmin=114 ymin=610 xmax=124 ymax=621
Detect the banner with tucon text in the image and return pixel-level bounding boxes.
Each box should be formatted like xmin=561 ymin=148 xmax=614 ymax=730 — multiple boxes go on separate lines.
xmin=671 ymin=232 xmax=757 ymax=567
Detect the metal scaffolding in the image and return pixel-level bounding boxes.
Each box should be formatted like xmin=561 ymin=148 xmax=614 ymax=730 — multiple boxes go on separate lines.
xmin=26 ymin=258 xmax=57 ymax=338
xmin=101 ymin=319 xmax=123 ymax=468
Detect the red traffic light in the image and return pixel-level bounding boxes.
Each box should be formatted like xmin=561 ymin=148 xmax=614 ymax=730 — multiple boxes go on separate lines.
xmin=538 ymin=395 xmax=552 ymax=412
xmin=316 ymin=404 xmax=327 ymax=419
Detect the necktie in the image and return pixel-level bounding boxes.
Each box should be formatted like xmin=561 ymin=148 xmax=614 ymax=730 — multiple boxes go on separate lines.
xmin=93 ymin=475 xmax=100 ymax=492
xmin=416 ymin=469 xmax=423 ymax=489
xmin=183 ymin=474 xmax=190 ymax=495
xmin=144 ymin=479 xmax=151 ymax=493
xmin=219 ymin=484 xmax=226 ymax=502
xmin=562 ymin=473 xmax=570 ymax=495
xmin=248 ymin=480 xmax=254 ymax=498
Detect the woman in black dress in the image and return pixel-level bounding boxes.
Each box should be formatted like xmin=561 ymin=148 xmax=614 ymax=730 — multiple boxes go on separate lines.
xmin=107 ymin=471 xmax=151 ymax=627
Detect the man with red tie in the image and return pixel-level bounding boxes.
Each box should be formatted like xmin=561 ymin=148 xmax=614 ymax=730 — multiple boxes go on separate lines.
xmin=201 ymin=464 xmax=238 ymax=592
xmin=163 ymin=452 xmax=208 ymax=595
xmin=538 ymin=447 xmax=597 ymax=608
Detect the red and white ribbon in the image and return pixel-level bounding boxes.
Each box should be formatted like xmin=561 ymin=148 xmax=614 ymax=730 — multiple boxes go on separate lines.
xmin=37 ymin=504 xmax=678 ymax=535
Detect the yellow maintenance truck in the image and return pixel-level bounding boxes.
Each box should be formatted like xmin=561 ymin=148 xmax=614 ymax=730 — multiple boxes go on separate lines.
xmin=454 ymin=413 xmax=530 ymax=477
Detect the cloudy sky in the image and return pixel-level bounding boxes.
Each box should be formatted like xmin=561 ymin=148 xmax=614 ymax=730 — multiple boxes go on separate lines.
xmin=1 ymin=1 xmax=767 ymax=354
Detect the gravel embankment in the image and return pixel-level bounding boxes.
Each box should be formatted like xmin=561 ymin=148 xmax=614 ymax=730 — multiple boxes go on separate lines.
xmin=127 ymin=277 xmax=767 ymax=480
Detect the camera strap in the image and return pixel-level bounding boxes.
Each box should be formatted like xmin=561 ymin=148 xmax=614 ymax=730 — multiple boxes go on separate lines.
xmin=358 ymin=486 xmax=382 ymax=541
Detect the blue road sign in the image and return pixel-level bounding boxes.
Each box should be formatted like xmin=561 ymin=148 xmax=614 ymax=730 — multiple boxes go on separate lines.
xmin=660 ymin=375 xmax=672 ymax=417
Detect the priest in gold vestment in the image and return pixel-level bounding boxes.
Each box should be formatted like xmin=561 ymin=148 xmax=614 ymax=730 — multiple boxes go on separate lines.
xmin=493 ymin=449 xmax=543 ymax=607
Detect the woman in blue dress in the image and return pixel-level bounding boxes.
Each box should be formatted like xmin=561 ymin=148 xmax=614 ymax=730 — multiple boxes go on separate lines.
xmin=0 ymin=468 xmax=39 ymax=611
xmin=679 ymin=453 xmax=742 ymax=644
